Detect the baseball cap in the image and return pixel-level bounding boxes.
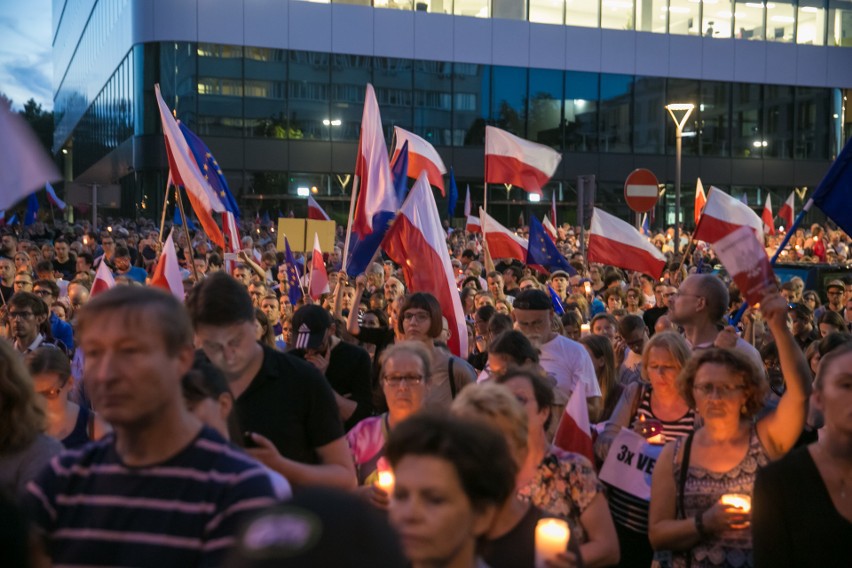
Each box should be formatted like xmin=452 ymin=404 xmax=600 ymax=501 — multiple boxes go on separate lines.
xmin=513 ymin=289 xmax=552 ymax=311
xmin=825 ymin=279 xmax=845 ymax=291
xmin=290 ymin=305 xmax=332 ymax=350
xmin=550 ymin=270 xmax=571 ymax=280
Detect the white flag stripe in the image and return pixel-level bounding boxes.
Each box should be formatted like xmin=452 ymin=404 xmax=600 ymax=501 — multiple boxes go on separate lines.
xmin=484 ymin=126 xmax=561 ymax=176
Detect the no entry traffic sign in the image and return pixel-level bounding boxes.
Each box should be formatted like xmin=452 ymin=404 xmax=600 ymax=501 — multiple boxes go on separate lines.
xmin=624 ymin=169 xmax=660 ymax=213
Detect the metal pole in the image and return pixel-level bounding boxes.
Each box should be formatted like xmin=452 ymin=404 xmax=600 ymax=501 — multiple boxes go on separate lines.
xmin=675 ymin=126 xmax=682 ymax=256
xmin=175 ymin=187 xmax=200 ymax=283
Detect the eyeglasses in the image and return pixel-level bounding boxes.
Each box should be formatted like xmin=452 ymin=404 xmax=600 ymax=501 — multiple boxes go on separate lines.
xmin=14 ymin=280 xmax=31 ymax=286
xmin=693 ymin=382 xmax=746 ymax=397
xmin=34 ymin=289 xmax=53 ymax=297
xmin=827 ymin=290 xmax=843 ymax=296
xmin=670 ymin=292 xmax=701 ymax=300
xmin=383 ymin=374 xmax=424 ymax=387
xmin=8 ymin=311 xmax=35 ymax=320
xmin=402 ymin=311 xmax=430 ymax=323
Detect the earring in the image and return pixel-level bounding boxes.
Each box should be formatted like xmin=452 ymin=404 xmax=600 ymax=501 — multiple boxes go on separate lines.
xmin=740 ymin=404 xmax=747 ymax=415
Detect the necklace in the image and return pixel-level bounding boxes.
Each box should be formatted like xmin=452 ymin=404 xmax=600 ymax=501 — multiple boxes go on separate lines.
xmin=815 ymin=443 xmax=851 ymax=500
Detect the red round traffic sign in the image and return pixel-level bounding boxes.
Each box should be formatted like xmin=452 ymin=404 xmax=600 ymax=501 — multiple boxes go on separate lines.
xmin=624 ymin=169 xmax=660 ymax=213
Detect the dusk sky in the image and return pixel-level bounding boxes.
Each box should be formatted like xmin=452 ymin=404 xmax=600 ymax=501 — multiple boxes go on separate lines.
xmin=0 ymin=0 xmax=53 ymax=110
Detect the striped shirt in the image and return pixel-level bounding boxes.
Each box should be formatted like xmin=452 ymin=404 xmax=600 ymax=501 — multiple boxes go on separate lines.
xmin=25 ymin=427 xmax=278 ymax=567
xmin=606 ymin=386 xmax=696 ymax=533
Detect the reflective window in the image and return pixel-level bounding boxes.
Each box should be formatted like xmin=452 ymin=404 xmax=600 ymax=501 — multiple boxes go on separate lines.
xmin=530 ymin=0 xmax=564 ymax=24
xmin=829 ymin=0 xmax=852 ymax=47
xmin=491 ymin=66 xmax=528 ymax=136
xmin=245 ymin=48 xmax=287 ymax=138
xmin=795 ymin=87 xmax=831 ymax=159
xmin=732 ymin=83 xmax=763 ymax=157
xmin=666 ymin=78 xmax=699 ymax=156
xmin=288 ymin=51 xmax=331 ymax=141
xmin=636 ymin=0 xmax=667 ymax=34
xmin=493 ymin=0 xmax=526 ymax=20
xmin=566 ymin=0 xmax=599 ymax=26
xmin=633 ymin=76 xmax=665 ymax=154
xmin=767 ymin=1 xmax=795 ymax=42
xmin=527 ymin=69 xmax=564 ymax=149
xmin=599 ymin=74 xmax=633 ymax=153
xmin=454 ymin=63 xmax=489 ymax=146
xmin=798 ymin=0 xmax=826 ymax=45
xmin=601 ymin=0 xmax=635 ymax=30
xmin=455 ymin=0 xmax=489 ymax=17
xmin=703 ymin=1 xmax=735 ymax=38
xmin=414 ymin=60 xmax=453 ymax=146
xmin=197 ymin=42 xmax=242 ymax=137
xmin=700 ymin=81 xmax=731 ymax=156
xmin=763 ymin=85 xmax=794 ymax=158
xmin=330 ymin=55 xmax=371 ymax=141
xmin=374 ymin=57 xmax=414 ymax=141
xmin=565 ymin=71 xmax=599 ymax=152
xmin=667 ymin=0 xmax=701 ymax=35
xmin=735 ymin=0 xmax=765 ymax=40
xmin=373 ymin=0 xmax=414 ymax=9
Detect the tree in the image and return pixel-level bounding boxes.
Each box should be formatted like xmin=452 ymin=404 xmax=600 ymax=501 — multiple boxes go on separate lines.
xmin=19 ymin=99 xmax=54 ymax=153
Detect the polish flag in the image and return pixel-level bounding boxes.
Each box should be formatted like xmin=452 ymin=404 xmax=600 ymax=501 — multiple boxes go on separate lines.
xmin=154 ymin=84 xmax=225 ymax=248
xmin=463 ymin=185 xmax=471 ymax=218
xmin=778 ymin=191 xmax=795 ymax=232
xmin=588 ymin=208 xmax=666 ymax=279
xmin=352 ymin=84 xmax=396 ymax=236
xmin=382 ymin=172 xmax=468 ymax=357
xmin=45 ymin=182 xmax=67 ymax=210
xmin=695 ymin=178 xmax=707 ymax=226
xmin=553 ymin=383 xmax=594 ymax=463
xmin=762 ymin=195 xmax=776 ymax=236
xmin=392 ymin=126 xmax=447 ymax=195
xmin=151 ymin=231 xmax=185 ymax=300
xmin=309 ymin=233 xmax=329 ymax=300
xmin=91 ymin=259 xmax=116 ymax=296
xmin=485 ymin=126 xmax=561 ymax=195
xmin=480 ymin=208 xmax=528 ymax=262
xmin=307 ymin=195 xmax=331 ymax=221
xmin=542 ymin=215 xmax=558 ymax=242
xmin=466 ymin=215 xmax=481 ymax=234
xmin=693 ymin=186 xmax=764 ymax=244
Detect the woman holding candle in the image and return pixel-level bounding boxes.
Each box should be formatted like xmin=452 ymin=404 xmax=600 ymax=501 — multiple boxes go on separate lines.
xmin=648 ymin=293 xmax=811 ymax=568
xmin=346 ymin=342 xmax=431 ymax=507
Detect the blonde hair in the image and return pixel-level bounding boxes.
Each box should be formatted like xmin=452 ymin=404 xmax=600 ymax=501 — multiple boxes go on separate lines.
xmin=451 ymin=382 xmax=528 ymax=455
xmin=640 ymin=331 xmax=692 ymax=382
xmin=0 ymin=340 xmax=46 ymax=451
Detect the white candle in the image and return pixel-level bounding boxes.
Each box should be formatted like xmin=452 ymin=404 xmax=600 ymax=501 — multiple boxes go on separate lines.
xmin=647 ymin=433 xmax=666 ymax=445
xmin=375 ymin=470 xmax=395 ymax=493
xmin=720 ymin=493 xmax=751 ymax=513
xmin=535 ymin=518 xmax=570 ymax=568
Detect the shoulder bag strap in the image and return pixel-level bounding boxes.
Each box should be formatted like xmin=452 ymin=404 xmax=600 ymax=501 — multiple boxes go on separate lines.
xmin=677 ymin=432 xmax=695 ymax=519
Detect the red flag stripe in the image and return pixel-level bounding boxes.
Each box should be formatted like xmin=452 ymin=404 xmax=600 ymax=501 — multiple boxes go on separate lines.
xmin=484 ymin=154 xmax=552 ymax=195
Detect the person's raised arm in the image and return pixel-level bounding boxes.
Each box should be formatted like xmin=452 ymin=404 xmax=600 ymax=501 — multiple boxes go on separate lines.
xmin=239 ymin=250 xmax=269 ymax=282
xmin=247 ymin=433 xmax=357 ymax=491
xmin=347 ymin=274 xmax=367 ymax=337
xmin=756 ymin=292 xmax=812 ymax=459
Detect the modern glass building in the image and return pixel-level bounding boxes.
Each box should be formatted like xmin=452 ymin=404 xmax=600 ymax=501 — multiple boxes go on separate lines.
xmin=53 ymin=0 xmax=852 ymax=226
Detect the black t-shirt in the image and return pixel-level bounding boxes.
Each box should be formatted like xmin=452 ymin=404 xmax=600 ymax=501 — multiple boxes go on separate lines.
xmin=233 ymin=344 xmax=344 ymax=465
xmin=644 ymin=306 xmax=668 ymax=335
xmin=53 ymin=257 xmax=76 ymax=280
xmin=480 ymin=505 xmax=544 ymax=568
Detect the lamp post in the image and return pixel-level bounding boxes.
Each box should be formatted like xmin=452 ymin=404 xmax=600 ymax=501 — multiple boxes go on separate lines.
xmin=665 ymin=103 xmax=695 ymax=257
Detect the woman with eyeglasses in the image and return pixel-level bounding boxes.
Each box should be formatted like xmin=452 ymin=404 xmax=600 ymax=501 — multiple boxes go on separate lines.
xmin=648 ymin=293 xmax=811 ymax=568
xmin=347 ymin=342 xmax=431 ymax=509
xmin=26 ymin=346 xmax=109 ymax=449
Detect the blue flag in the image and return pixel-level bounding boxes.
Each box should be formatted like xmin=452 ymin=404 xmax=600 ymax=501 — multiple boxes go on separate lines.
xmin=641 ymin=213 xmax=650 ymax=236
xmin=526 ymin=216 xmax=576 ymax=275
xmin=391 ymin=140 xmax=409 ymax=204
xmin=7 ymin=213 xmax=18 ymax=226
xmin=24 ymin=193 xmax=39 ymax=226
xmin=447 ymin=167 xmax=458 ymax=219
xmin=261 ymin=210 xmax=271 ymax=226
xmin=173 ymin=206 xmax=196 ymax=230
xmin=812 ymin=135 xmax=852 ymax=236
xmin=179 ymin=122 xmax=240 ymax=217
xmin=548 ymin=285 xmax=565 ymax=315
xmin=346 ymin=211 xmax=395 ymax=277
xmin=283 ymin=236 xmax=303 ymax=307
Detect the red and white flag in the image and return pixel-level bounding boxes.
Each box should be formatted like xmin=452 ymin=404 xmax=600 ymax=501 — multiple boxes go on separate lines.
xmin=712 ymin=226 xmax=776 ymax=306
xmin=542 ymin=215 xmax=558 ymax=242
xmin=551 ymin=191 xmax=558 ymax=228
xmin=154 ymin=84 xmax=225 ymax=248
xmin=778 ymin=191 xmax=795 ymax=232
xmin=309 ymin=233 xmax=329 ymax=300
xmin=151 ymin=231 xmax=185 ymax=300
xmin=466 ymin=215 xmax=481 ymax=234
xmin=485 ymin=126 xmax=561 ymax=195
xmin=382 ymin=172 xmax=468 ymax=357
xmin=463 ymin=185 xmax=471 ymax=218
xmin=588 ymin=208 xmax=666 ymax=278
xmin=352 ymin=84 xmax=396 ymax=236
xmin=0 ymin=102 xmax=61 ymax=211
xmin=762 ymin=194 xmax=776 ymax=235
xmin=693 ymin=186 xmax=764 ymax=244
xmin=480 ymin=208 xmax=528 ymax=262
xmin=307 ymin=195 xmax=331 ymax=221
xmin=695 ymin=178 xmax=707 ymax=226
xmin=91 ymin=259 xmax=116 ymax=296
xmin=392 ymin=126 xmax=447 ymax=195
xmin=553 ymin=383 xmax=594 ymax=463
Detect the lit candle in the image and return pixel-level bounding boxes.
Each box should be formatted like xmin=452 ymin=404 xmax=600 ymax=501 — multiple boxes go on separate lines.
xmin=375 ymin=470 xmax=395 ymax=494
xmin=580 ymin=323 xmax=590 ymax=336
xmin=647 ymin=433 xmax=666 ymax=445
xmin=535 ymin=518 xmax=570 ymax=568
xmin=720 ymin=493 xmax=751 ymax=513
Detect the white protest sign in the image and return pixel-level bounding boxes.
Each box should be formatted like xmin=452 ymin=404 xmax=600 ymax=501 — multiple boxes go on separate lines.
xmin=599 ymin=428 xmax=665 ymax=501
xmin=711 ymin=225 xmax=776 ymax=306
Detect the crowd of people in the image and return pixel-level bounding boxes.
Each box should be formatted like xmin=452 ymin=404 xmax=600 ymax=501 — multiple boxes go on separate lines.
xmin=0 ymin=213 xmax=849 ymax=568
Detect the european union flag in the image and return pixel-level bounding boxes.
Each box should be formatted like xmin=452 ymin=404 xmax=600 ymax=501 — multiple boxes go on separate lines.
xmin=812 ymin=135 xmax=852 ymax=236
xmin=24 ymin=193 xmax=38 ymax=226
xmin=526 ymin=216 xmax=576 ymax=276
xmin=548 ymin=285 xmax=565 ymax=315
xmin=179 ymin=122 xmax=240 ymax=217
xmin=391 ymin=140 xmax=409 ymax=204
xmin=283 ymin=236 xmax=303 ymax=307
xmin=447 ymin=167 xmax=458 ymax=219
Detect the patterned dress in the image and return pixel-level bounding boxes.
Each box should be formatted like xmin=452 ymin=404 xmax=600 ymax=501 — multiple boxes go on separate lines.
xmin=517 ymin=445 xmax=603 ymax=545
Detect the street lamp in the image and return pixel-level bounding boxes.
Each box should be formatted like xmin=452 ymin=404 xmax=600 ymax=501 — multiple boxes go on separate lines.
xmin=666 ymin=103 xmax=695 ymax=257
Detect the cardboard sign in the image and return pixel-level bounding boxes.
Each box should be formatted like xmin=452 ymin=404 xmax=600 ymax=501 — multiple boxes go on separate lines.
xmin=599 ymin=428 xmax=665 ymax=501
xmin=712 ymin=225 xmax=776 ymax=305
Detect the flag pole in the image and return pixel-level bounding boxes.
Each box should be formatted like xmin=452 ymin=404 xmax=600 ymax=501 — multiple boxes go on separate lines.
xmin=341 ymin=177 xmax=359 ymax=276
xmin=484 ymin=182 xmax=488 ymax=212
xmin=158 ymin=178 xmax=171 ymax=247
xmin=174 ymin=186 xmax=200 ymax=283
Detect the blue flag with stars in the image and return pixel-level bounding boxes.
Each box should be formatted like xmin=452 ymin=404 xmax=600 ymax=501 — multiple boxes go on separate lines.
xmin=812 ymin=135 xmax=852 ymax=237
xmin=548 ymin=285 xmax=565 ymax=315
xmin=179 ymin=122 xmax=240 ymax=217
xmin=526 ymin=216 xmax=576 ymax=276
xmin=283 ymin=236 xmax=303 ymax=307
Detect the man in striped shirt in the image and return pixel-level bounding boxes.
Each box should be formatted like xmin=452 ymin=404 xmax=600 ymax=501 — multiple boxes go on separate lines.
xmin=25 ymin=286 xmax=278 ymax=566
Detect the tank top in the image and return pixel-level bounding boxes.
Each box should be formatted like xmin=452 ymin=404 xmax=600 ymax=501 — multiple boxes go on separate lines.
xmin=607 ymin=385 xmax=696 ymax=533
xmin=671 ymin=427 xmax=770 ymax=568
xmin=61 ymin=405 xmax=94 ymax=449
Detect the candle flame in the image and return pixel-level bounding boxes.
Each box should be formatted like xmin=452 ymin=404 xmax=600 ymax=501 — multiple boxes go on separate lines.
xmin=720 ymin=494 xmax=751 ymax=513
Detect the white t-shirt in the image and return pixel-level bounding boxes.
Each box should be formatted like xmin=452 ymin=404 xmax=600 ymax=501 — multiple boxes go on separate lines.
xmin=538 ymin=334 xmax=601 ymax=399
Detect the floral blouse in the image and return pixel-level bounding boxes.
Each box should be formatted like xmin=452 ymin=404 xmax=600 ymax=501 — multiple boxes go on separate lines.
xmin=517 ymin=445 xmax=604 ymax=544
